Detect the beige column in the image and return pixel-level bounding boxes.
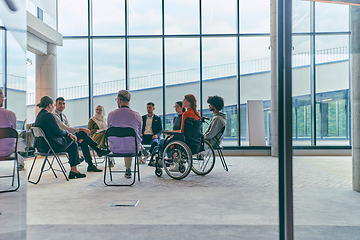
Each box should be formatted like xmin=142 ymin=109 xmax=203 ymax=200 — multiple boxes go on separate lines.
xmin=351 ymin=6 xmax=360 ymax=192
xmin=35 ymin=43 xmax=57 ymax=113
xmin=270 ymin=0 xmax=278 ymax=157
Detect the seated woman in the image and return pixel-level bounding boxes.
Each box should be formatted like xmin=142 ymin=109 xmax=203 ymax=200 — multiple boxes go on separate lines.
xmin=34 ymin=96 xmax=85 ymax=179
xmin=152 ymin=95 xmax=201 ymax=170
xmin=88 ymin=105 xmax=107 ymax=149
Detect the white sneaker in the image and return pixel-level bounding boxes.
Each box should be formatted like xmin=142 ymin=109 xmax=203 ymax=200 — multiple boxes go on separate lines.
xmin=139 ymin=156 xmax=146 ymax=164
xmin=168 ymin=163 xmax=179 ymax=172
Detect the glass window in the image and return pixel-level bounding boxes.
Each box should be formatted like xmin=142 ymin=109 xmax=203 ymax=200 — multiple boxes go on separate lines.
xmin=129 ymin=0 xmax=162 ymax=35
xmin=128 ymin=38 xmax=162 ymax=116
xmin=57 ymin=39 xmax=89 ymax=128
xmin=292 ymin=0 xmax=311 ymax=33
xmin=165 ymin=38 xmax=200 ymax=131
xmin=93 ymin=0 xmax=125 ymax=36
xmin=315 ymin=35 xmax=349 ymax=145
xmin=26 ymin=51 xmax=36 ymax=123
xmin=93 ymin=39 xmax=125 ymax=114
xmin=292 ymin=36 xmax=311 ymax=146
xmin=58 ymin=0 xmax=88 ymax=36
xmin=315 ymin=2 xmax=349 ymax=32
xmin=202 ymin=37 xmax=237 ymax=146
xmin=0 ymin=29 xmax=3 ymax=89
xmin=165 ymin=0 xmax=199 ymax=35
xmin=202 ymin=0 xmax=237 ymax=34
xmin=240 ymin=0 xmax=270 ymax=33
xmin=240 ymin=37 xmax=271 ymax=146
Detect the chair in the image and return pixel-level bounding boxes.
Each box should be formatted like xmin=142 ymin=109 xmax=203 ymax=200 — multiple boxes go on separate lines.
xmin=0 ymin=127 xmax=20 ymax=193
xmin=27 ymin=127 xmax=69 ymax=184
xmin=212 ymin=126 xmax=228 ymax=171
xmin=104 ymin=127 xmax=140 ymax=186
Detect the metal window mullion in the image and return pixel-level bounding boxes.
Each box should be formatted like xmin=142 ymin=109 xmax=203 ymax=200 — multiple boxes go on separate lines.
xmin=237 ymin=0 xmax=241 ymax=146
xmin=199 ymin=0 xmax=203 ymax=115
xmin=3 ymin=30 xmax=7 ymax=109
xmin=125 ymin=0 xmax=129 ymax=90
xmin=88 ymin=0 xmax=93 ymax=118
xmin=162 ymin=0 xmax=166 ymax=130
xmin=310 ymin=2 xmax=316 ymax=145
xmin=278 ymin=0 xmax=294 ymax=239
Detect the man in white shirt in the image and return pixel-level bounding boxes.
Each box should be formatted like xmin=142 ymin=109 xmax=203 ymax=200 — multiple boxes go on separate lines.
xmin=54 ymin=97 xmax=105 ymax=172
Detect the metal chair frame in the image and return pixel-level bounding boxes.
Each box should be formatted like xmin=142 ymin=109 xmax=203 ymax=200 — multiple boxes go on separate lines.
xmin=0 ymin=127 xmax=20 ymax=193
xmin=212 ymin=126 xmax=228 ymax=171
xmin=103 ymin=127 xmax=140 ymax=186
xmin=28 ymin=127 xmax=69 ymax=184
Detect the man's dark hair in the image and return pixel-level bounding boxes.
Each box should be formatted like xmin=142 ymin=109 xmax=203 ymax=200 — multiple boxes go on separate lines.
xmin=207 ymin=95 xmax=224 ymax=111
xmin=147 ymin=102 xmax=155 ymax=106
xmin=56 ymin=97 xmax=65 ymax=102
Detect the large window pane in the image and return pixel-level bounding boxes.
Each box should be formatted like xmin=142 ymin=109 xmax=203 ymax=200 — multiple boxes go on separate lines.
xmin=315 ymin=35 xmax=349 ymax=145
xmin=315 ymin=2 xmax=349 ymax=32
xmin=293 ymin=0 xmax=311 ymax=33
xmin=165 ymin=0 xmax=199 ymax=35
xmin=58 ymin=0 xmax=88 ymax=36
xmin=129 ymin=0 xmax=162 ymax=35
xmin=129 ymin=39 xmax=162 ymax=116
xmin=240 ymin=0 xmax=270 ymax=33
xmin=240 ymin=37 xmax=270 ymax=146
xmin=202 ymin=0 xmax=237 ymax=34
xmin=93 ymin=39 xmax=125 ymax=114
xmin=57 ymin=39 xmax=89 ymax=127
xmin=93 ymin=0 xmax=125 ymax=36
xmin=292 ymin=36 xmax=311 ymax=146
xmin=165 ymin=38 xmax=199 ymax=131
xmin=202 ymin=37 xmax=237 ymax=146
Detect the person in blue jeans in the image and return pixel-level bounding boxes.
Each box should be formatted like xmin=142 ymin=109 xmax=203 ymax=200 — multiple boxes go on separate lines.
xmin=141 ymin=102 xmax=162 ymax=154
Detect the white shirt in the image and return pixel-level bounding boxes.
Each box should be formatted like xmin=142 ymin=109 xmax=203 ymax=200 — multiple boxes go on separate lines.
xmin=144 ymin=115 xmax=154 ymax=135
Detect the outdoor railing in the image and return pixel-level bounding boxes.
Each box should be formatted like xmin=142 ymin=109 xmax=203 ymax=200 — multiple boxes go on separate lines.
xmin=26 ymin=46 xmax=349 ymax=105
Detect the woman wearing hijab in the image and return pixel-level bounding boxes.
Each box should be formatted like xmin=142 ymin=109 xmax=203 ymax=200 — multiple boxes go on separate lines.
xmin=88 ymin=105 xmax=107 ymax=149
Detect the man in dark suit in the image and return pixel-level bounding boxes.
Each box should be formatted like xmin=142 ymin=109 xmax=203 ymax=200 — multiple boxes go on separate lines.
xmin=141 ymin=102 xmax=162 ymax=154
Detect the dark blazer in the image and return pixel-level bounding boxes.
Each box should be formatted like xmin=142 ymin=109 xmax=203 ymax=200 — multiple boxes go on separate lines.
xmin=141 ymin=114 xmax=162 ymax=137
xmin=34 ymin=109 xmax=72 ymax=152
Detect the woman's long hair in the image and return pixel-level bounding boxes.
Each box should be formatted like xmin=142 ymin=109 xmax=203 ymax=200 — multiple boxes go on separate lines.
xmin=184 ymin=94 xmax=200 ymax=118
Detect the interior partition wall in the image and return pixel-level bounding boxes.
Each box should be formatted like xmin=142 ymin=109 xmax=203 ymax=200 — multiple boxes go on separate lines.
xmin=54 ymin=0 xmax=350 ymax=148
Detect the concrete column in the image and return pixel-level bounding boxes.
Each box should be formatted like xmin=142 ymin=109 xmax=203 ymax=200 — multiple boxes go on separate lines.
xmin=270 ymin=0 xmax=278 ymax=157
xmin=351 ymin=6 xmax=360 ymax=192
xmin=35 ymin=43 xmax=57 ymax=113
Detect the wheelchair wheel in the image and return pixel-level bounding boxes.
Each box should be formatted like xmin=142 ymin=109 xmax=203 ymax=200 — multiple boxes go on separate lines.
xmin=155 ymin=168 xmax=163 ymax=177
xmin=163 ymin=140 xmax=192 ymax=180
xmin=191 ymin=140 xmax=215 ymax=175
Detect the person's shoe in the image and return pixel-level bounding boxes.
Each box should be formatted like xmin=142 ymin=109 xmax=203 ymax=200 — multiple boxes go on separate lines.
xmin=124 ymin=168 xmax=132 ymax=179
xmin=87 ymin=165 xmax=103 ymax=172
xmin=109 ymin=158 xmax=115 ymax=167
xmin=148 ymin=159 xmax=155 ymax=167
xmin=168 ymin=163 xmax=179 ymax=172
xmin=18 ymin=164 xmax=25 ymax=171
xmin=69 ymin=171 xmax=86 ymax=179
xmin=97 ymin=149 xmax=108 ymax=157
xmin=139 ymin=156 xmax=146 ymax=164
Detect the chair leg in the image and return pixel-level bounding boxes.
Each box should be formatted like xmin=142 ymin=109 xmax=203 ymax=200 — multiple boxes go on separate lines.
xmin=218 ymin=149 xmax=228 ymax=172
xmin=27 ymin=155 xmax=38 ymax=181
xmin=11 ymin=159 xmax=16 ymax=186
xmin=28 ymin=156 xmax=48 ymax=184
xmin=137 ymin=156 xmax=140 ymax=182
xmin=54 ymin=154 xmax=69 ymax=181
xmin=46 ymin=156 xmax=58 ymax=178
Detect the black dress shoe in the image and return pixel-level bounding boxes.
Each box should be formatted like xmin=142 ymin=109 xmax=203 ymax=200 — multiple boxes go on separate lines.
xmin=69 ymin=171 xmax=86 ymax=179
xmin=87 ymin=165 xmax=103 ymax=172
xmin=97 ymin=149 xmax=108 ymax=157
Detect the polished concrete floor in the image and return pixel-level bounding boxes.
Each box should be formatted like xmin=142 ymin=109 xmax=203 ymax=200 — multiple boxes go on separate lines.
xmin=1 ymin=156 xmax=360 ymax=240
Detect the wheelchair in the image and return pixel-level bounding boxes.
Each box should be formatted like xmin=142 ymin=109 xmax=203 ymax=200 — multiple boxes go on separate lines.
xmin=149 ymin=117 xmax=215 ymax=180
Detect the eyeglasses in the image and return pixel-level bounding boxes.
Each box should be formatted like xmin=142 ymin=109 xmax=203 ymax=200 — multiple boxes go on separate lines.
xmin=115 ymin=98 xmax=118 ymax=101
xmin=173 ymin=105 xmax=179 ymax=108
xmin=0 ymin=96 xmax=6 ymax=100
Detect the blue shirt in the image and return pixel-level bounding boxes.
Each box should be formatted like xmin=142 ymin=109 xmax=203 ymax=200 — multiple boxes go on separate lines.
xmin=0 ymin=107 xmax=16 ymax=157
xmin=107 ymin=106 xmax=142 ymax=154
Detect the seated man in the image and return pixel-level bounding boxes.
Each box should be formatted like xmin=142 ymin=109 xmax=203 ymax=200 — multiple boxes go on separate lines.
xmin=34 ymin=96 xmax=85 ymax=179
xmin=141 ymin=102 xmax=162 ymax=154
xmin=204 ymin=95 xmax=226 ymax=148
xmin=53 ymin=97 xmax=105 ymax=172
xmin=108 ymin=90 xmax=142 ymax=179
xmin=0 ymin=88 xmax=17 ymax=158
